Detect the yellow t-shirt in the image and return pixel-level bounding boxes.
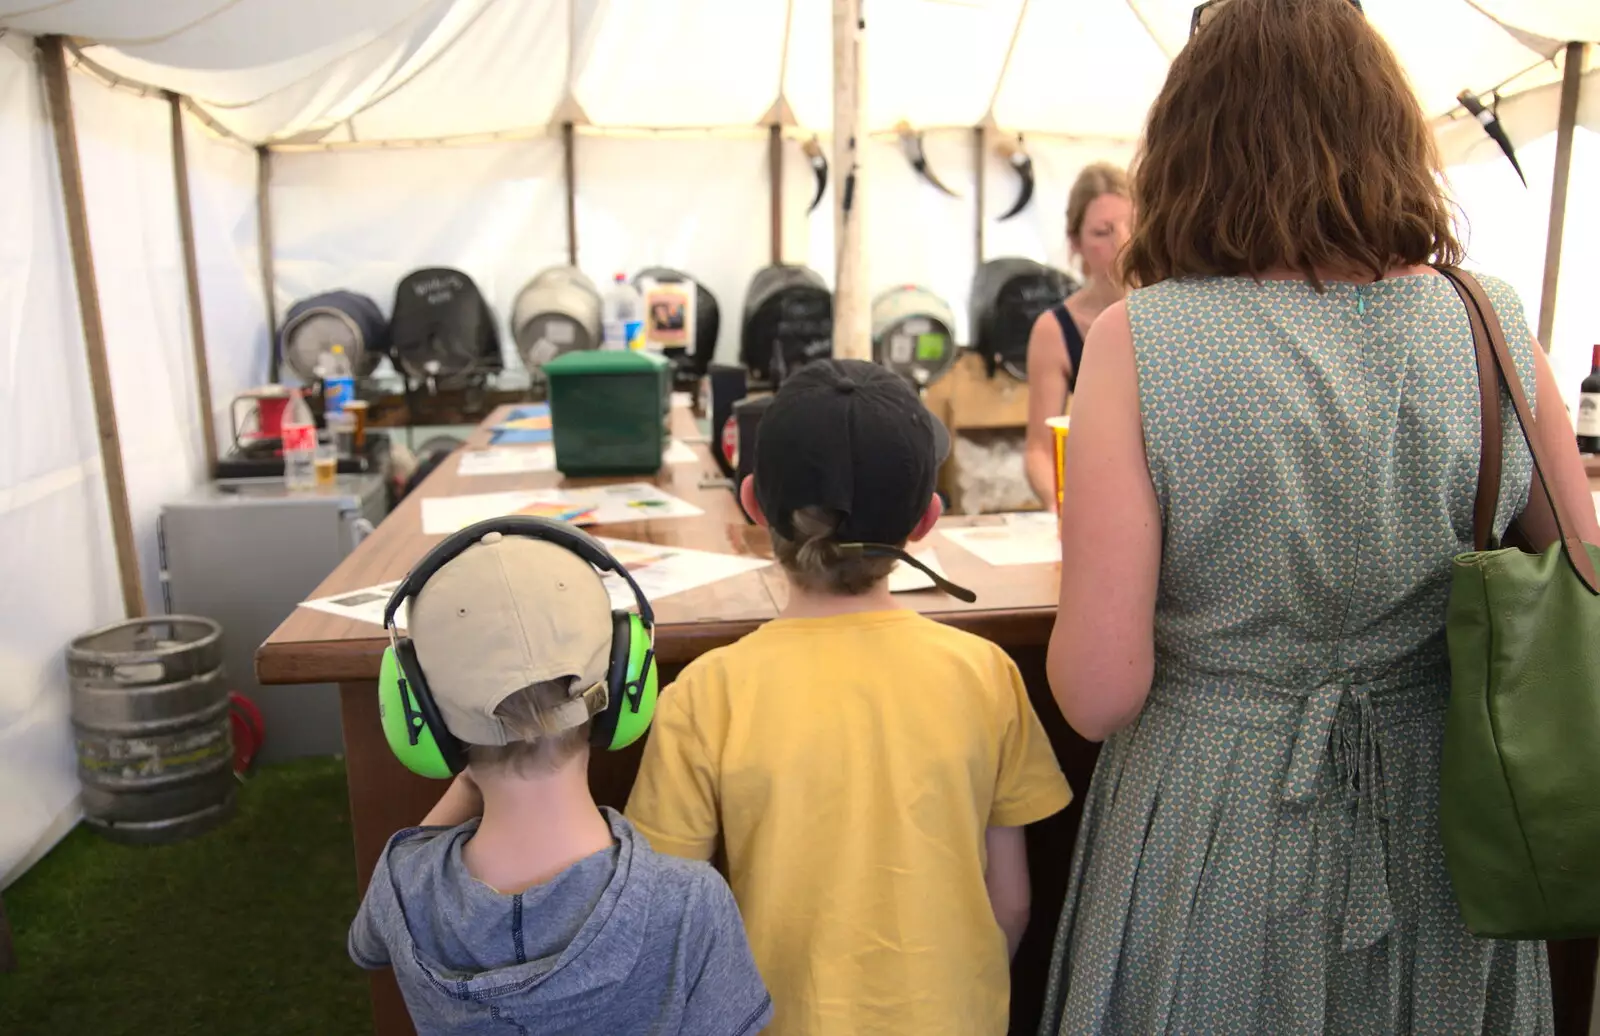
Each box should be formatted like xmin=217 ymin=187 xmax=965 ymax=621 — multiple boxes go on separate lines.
xmin=625 ymin=610 xmax=1072 ymax=1036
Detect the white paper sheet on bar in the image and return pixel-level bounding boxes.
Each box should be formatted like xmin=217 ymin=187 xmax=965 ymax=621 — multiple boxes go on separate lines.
xmin=457 ymin=445 xmax=557 ymax=476
xmin=458 ymin=440 xmax=699 ymax=477
xmin=421 ymin=482 xmax=704 ymax=535
xmin=939 ymin=512 xmax=1061 ymax=567
xmin=299 ymin=581 xmax=406 ymax=629
xmin=299 ymin=539 xmax=768 ymax=629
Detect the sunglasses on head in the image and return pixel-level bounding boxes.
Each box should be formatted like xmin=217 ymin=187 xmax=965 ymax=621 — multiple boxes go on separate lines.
xmin=1190 ymin=0 xmax=1363 ymax=37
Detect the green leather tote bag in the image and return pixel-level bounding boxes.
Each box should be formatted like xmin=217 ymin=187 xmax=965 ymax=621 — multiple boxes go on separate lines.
xmin=1438 ymin=267 xmax=1600 ymax=940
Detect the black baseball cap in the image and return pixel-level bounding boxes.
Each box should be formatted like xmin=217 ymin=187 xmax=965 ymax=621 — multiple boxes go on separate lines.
xmin=752 ymin=359 xmax=975 ymax=602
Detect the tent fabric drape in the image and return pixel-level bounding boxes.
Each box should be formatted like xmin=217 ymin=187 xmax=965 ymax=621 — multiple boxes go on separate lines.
xmin=3 ymin=0 xmax=1592 ymax=152
xmin=0 ymin=33 xmax=121 ymax=887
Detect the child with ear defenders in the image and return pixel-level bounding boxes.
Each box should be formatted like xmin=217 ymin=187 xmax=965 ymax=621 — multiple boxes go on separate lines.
xmin=626 ymin=359 xmax=1073 ymax=1036
xmin=349 ymin=522 xmax=772 ymax=1036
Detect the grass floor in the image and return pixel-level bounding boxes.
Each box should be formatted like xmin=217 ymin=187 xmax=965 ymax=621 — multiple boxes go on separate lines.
xmin=0 ymin=756 xmax=373 ymax=1036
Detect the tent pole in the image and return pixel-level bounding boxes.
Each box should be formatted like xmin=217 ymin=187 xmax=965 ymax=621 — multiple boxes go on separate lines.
xmin=974 ymin=124 xmax=987 ymax=266
xmin=769 ymin=124 xmax=784 ymax=265
xmin=168 ymin=92 xmax=218 ymax=476
xmin=1537 ymin=41 xmax=1588 ymax=351
xmin=257 ymin=145 xmax=280 ymax=381
xmin=832 ymin=0 xmax=867 ymax=360
xmin=37 ymin=35 xmax=145 ymax=618
xmin=0 ymin=893 xmax=14 ymax=971
xmin=563 ymin=122 xmax=578 ymax=266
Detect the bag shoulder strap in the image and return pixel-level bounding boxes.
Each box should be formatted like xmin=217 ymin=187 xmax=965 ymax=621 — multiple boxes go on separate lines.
xmin=1437 ymin=266 xmax=1600 ymax=594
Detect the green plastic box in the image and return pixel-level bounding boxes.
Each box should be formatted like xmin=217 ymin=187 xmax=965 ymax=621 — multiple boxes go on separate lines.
xmin=544 ymin=350 xmax=671 ymax=476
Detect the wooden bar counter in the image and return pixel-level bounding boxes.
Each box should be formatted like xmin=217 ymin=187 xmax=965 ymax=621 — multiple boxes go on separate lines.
xmin=258 ymin=405 xmax=1595 ymax=1036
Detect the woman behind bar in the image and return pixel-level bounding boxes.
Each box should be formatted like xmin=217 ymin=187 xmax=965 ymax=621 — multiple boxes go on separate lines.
xmin=1023 ymin=163 xmax=1132 ymax=510
xmin=1040 ymin=0 xmax=1598 ymax=1032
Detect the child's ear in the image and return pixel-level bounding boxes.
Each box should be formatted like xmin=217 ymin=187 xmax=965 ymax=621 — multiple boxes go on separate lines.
xmin=739 ymin=476 xmax=770 ymax=529
xmin=907 ymin=494 xmax=943 ymax=543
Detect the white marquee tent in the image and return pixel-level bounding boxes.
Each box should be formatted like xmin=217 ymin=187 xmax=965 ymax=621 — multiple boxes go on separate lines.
xmin=1 ymin=0 xmax=1597 ymax=891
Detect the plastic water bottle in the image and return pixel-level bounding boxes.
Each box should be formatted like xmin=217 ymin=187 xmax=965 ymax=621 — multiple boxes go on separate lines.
xmin=601 ymin=273 xmax=644 ymax=351
xmin=281 ymin=389 xmax=318 ymax=491
xmin=319 ymin=345 xmax=356 ymax=415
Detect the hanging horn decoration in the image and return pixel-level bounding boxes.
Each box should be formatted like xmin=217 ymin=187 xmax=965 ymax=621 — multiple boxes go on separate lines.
xmin=801 ymin=136 xmax=829 ymax=214
xmin=1457 ymin=90 xmax=1527 ymax=187
xmin=896 ymin=121 xmax=959 ymax=197
xmin=995 ymin=133 xmax=1035 ymax=221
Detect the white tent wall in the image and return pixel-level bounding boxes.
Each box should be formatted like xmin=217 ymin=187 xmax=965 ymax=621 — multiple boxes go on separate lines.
xmin=0 ymin=34 xmax=120 ymax=888
xmin=269 ymin=138 xmax=569 ymax=376
xmin=1449 ymin=128 xmax=1600 ymax=411
xmin=576 ymin=134 xmax=771 ymax=366
xmin=182 ymin=113 xmax=272 ymax=453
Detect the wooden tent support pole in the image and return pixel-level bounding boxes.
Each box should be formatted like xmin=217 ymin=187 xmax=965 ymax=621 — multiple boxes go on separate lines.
xmin=769 ymin=124 xmax=784 ymax=265
xmin=38 ymin=35 xmax=146 ymax=619
xmin=1537 ymin=41 xmax=1588 ymax=351
xmin=168 ymin=92 xmax=218 ymax=475
xmin=832 ymin=0 xmax=867 ymax=360
xmin=0 ymin=894 xmax=15 ymax=972
xmin=563 ymin=122 xmax=578 ymax=266
xmin=974 ymin=124 xmax=987 ymax=266
xmin=257 ymin=145 xmax=279 ymax=381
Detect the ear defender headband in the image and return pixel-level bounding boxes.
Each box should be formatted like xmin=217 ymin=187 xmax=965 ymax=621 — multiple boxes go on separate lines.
xmin=377 ymin=516 xmax=660 ymax=778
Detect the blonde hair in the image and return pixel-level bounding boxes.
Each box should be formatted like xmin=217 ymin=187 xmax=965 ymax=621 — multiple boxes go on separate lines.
xmin=770 ymin=507 xmax=897 ymax=596
xmin=466 ymin=679 xmax=592 ymax=776
xmin=1066 ymin=162 xmax=1130 ymax=241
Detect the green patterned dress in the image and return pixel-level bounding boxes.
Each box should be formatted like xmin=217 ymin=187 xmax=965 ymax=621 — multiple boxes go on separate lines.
xmin=1038 ymin=273 xmax=1554 ymax=1035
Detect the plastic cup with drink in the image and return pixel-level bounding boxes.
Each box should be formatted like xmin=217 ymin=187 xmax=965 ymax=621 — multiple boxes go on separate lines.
xmin=1046 ymin=416 xmax=1070 ymax=519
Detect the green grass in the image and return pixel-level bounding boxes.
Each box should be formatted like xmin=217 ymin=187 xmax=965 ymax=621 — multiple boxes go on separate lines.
xmin=0 ymin=756 xmax=373 ymax=1036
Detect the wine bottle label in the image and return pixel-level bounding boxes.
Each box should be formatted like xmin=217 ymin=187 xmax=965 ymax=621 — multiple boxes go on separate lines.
xmin=1578 ymin=393 xmax=1600 ymax=437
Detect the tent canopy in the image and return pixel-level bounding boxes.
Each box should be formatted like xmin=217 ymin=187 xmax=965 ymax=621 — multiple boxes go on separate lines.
xmin=4 ymin=0 xmax=1596 ymax=150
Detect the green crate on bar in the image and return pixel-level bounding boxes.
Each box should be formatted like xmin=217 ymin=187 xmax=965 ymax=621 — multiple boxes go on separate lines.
xmin=544 ymin=350 xmax=671 ymax=475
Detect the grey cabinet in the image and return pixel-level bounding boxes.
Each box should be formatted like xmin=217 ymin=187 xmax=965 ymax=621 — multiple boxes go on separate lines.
xmin=158 ymin=475 xmax=389 ymax=763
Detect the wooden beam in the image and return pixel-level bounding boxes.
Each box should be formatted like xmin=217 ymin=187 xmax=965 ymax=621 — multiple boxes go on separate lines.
xmin=0 ymin=894 xmax=15 ymax=972
xmin=256 ymin=145 xmax=280 ymax=380
xmin=37 ymin=36 xmax=146 ymax=619
xmin=563 ymin=122 xmax=578 ymax=266
xmin=1537 ymin=41 xmax=1588 ymax=351
xmin=769 ymin=124 xmax=784 ymax=265
xmin=831 ymin=0 xmax=868 ymax=360
xmin=168 ymin=93 xmax=218 ymax=476
xmin=974 ymin=124 xmax=987 ymax=267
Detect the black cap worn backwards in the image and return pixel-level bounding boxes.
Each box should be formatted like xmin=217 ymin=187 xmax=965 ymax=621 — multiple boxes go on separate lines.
xmin=752 ymin=358 xmax=975 ymax=603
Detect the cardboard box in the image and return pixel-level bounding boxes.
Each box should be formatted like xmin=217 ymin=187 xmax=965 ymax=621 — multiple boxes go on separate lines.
xmin=923 ymin=350 xmax=1030 ymax=432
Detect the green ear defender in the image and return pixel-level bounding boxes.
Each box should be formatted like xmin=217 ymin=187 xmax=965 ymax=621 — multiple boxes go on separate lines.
xmin=378 ymin=516 xmax=661 ymax=777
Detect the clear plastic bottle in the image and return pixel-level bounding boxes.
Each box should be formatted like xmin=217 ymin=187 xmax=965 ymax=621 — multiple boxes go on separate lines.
xmin=320 ymin=344 xmax=356 ymax=415
xmin=601 ymin=273 xmax=644 ymax=351
xmin=281 ymin=388 xmax=318 ymax=491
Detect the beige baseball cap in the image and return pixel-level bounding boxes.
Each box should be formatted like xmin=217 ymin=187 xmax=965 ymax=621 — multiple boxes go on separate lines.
xmin=410 ymin=531 xmax=615 ymax=746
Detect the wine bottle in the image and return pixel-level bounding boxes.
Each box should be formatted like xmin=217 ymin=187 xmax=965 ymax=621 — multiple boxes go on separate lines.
xmin=1578 ymin=344 xmax=1600 ymax=454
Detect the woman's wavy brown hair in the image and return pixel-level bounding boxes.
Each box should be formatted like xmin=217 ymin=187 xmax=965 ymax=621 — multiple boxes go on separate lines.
xmin=1123 ymin=0 xmax=1462 ymax=289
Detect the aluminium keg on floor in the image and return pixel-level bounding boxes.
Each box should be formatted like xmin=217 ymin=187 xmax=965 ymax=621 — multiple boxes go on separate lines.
xmin=871 ymin=285 xmax=959 ymax=388
xmin=67 ymin=616 xmax=236 ymax=845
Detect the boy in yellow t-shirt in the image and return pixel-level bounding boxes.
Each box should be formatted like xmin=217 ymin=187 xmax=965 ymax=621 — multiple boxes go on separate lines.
xmin=626 ymin=359 xmax=1071 ymax=1036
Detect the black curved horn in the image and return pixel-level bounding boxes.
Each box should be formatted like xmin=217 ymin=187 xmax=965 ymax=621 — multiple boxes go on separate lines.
xmin=802 ymin=136 xmax=829 ymax=214
xmin=997 ymin=135 xmax=1035 ymax=221
xmin=1457 ymin=90 xmax=1527 ymax=187
xmin=897 ymin=122 xmax=958 ymax=197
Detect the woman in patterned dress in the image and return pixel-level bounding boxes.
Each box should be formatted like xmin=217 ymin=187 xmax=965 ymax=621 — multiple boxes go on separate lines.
xmin=1039 ymin=0 xmax=1600 ymax=1033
